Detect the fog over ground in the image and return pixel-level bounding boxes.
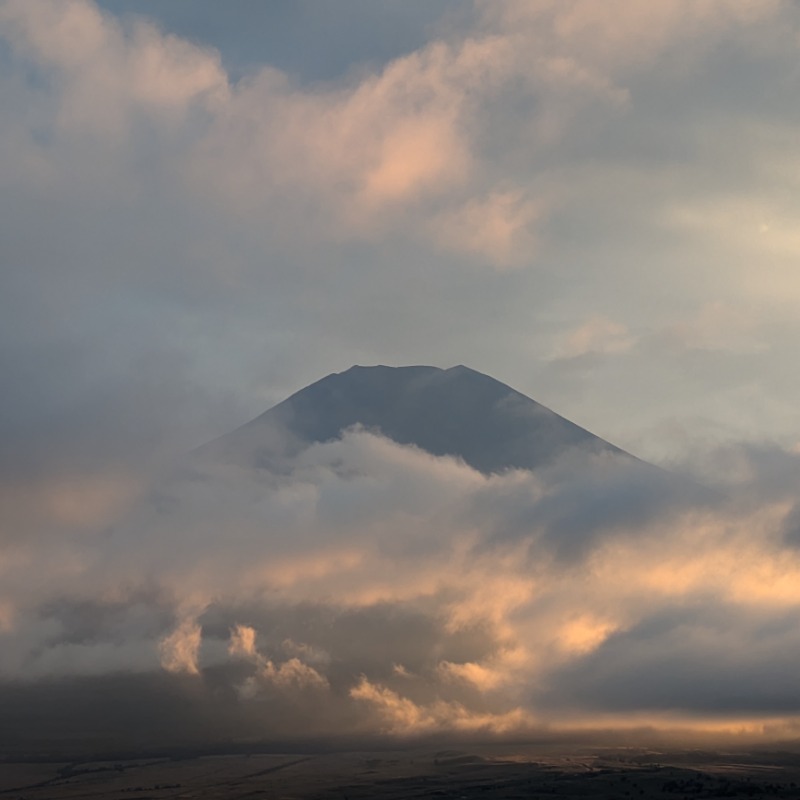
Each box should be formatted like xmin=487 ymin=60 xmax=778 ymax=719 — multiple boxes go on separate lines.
xmin=3 ymin=0 xmax=800 ymax=748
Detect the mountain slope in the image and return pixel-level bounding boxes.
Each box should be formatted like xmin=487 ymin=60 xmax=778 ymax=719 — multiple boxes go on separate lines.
xmin=202 ymin=364 xmax=632 ymax=474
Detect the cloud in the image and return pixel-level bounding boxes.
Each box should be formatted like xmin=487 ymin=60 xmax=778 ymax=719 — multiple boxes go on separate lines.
xmin=350 ymin=676 xmax=533 ymax=736
xmin=227 ymin=623 xmax=329 ymax=697
xmin=0 ymin=0 xmax=229 ymax=139
xmin=159 ymin=617 xmax=202 ymax=675
xmin=7 ymin=0 xmax=781 ymax=274
xmin=555 ymin=315 xmax=634 ymax=358
xmin=479 ymin=0 xmax=784 ymax=78
xmin=4 ymin=0 xmax=800 ymax=751
xmin=228 ymin=622 xmax=257 ymax=659
xmin=430 ymin=189 xmax=542 ymax=268
xmin=2 ymin=426 xmax=800 ymax=747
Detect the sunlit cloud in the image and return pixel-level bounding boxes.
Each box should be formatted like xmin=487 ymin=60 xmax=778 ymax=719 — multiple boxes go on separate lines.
xmin=555 ymin=315 xmax=634 ymax=359
xmin=159 ymin=616 xmax=202 ymax=675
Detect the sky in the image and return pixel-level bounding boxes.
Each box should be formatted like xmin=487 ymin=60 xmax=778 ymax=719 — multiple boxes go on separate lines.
xmin=4 ymin=0 xmax=800 ymax=750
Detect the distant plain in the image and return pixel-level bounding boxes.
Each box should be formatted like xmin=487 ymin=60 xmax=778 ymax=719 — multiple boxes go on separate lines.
xmin=5 ymin=745 xmax=800 ymax=799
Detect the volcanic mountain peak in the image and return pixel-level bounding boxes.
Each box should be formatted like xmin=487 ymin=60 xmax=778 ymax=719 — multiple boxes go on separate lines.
xmin=203 ymin=364 xmax=630 ymax=475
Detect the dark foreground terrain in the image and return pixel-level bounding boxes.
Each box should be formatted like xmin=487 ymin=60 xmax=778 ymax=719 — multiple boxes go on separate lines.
xmin=4 ymin=745 xmax=800 ymax=800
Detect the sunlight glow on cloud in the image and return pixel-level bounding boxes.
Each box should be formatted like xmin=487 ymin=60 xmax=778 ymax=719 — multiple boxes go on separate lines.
xmin=159 ymin=617 xmax=202 ymax=675
xmin=7 ymin=0 xmax=780 ymax=273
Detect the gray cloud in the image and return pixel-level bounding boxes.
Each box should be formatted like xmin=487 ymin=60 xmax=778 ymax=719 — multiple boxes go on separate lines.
xmin=541 ymin=603 xmax=800 ymax=715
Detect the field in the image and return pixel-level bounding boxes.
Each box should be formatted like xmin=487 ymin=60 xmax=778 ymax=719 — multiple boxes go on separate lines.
xmin=4 ymin=745 xmax=800 ymax=799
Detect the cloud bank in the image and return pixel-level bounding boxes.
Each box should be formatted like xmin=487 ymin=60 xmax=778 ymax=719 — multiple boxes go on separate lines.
xmin=3 ymin=425 xmax=800 ymax=748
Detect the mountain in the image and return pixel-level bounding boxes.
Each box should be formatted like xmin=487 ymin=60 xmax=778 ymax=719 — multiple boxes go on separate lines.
xmin=201 ymin=364 xmax=633 ymax=474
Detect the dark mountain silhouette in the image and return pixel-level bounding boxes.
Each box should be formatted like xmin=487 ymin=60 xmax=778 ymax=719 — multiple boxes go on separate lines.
xmin=201 ymin=364 xmax=633 ymax=475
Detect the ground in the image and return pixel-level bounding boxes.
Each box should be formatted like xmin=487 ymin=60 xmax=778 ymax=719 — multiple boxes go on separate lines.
xmin=3 ymin=745 xmax=800 ymax=799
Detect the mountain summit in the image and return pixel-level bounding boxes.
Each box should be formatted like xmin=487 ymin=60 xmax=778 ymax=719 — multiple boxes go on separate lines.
xmin=204 ymin=364 xmax=630 ymax=474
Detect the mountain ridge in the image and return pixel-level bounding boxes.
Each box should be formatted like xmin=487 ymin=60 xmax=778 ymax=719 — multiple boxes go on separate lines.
xmin=200 ymin=364 xmax=633 ymax=475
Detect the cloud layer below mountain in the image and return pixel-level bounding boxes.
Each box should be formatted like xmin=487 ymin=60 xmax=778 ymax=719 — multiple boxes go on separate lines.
xmin=4 ymin=425 xmax=800 ymax=747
